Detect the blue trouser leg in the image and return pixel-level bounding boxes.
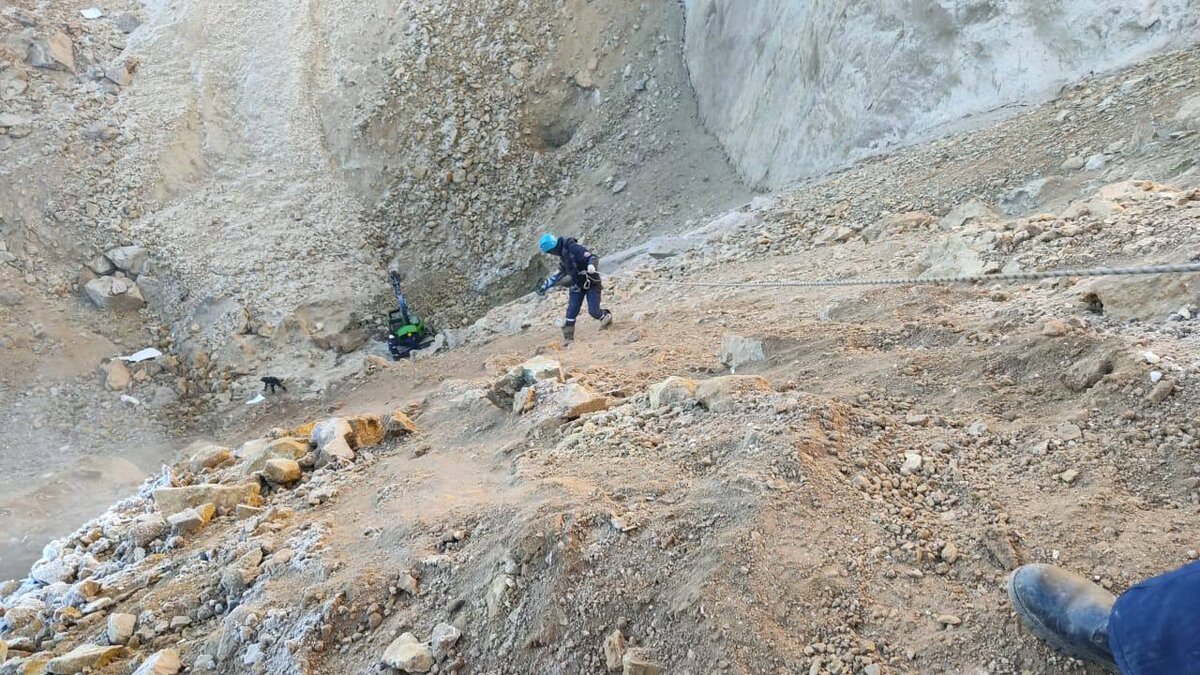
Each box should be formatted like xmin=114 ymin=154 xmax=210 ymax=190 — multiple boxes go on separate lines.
xmin=1109 ymin=560 xmax=1200 ymax=674
xmin=566 ymin=285 xmax=604 ymax=325
xmin=565 ymin=287 xmax=583 ymax=325
xmin=585 ymin=285 xmax=603 ymax=319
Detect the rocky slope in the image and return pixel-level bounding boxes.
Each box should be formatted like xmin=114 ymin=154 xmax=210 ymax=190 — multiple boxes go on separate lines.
xmin=4 ymin=1 xmax=1200 ymax=674
xmin=4 ymin=43 xmax=1200 ymax=672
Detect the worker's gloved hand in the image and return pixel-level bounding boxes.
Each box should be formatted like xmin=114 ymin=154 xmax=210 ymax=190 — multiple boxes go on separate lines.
xmin=535 ymin=282 xmax=547 ymax=296
xmin=587 ymin=264 xmax=597 ymax=274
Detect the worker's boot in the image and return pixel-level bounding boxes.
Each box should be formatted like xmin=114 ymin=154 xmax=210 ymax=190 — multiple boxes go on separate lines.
xmin=599 ymin=310 xmax=613 ymax=330
xmin=1007 ymin=564 xmax=1117 ymax=671
xmin=562 ymin=323 xmax=575 ymax=342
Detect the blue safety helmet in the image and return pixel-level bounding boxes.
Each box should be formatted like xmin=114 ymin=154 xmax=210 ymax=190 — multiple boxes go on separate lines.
xmin=538 ymin=233 xmax=558 ymax=253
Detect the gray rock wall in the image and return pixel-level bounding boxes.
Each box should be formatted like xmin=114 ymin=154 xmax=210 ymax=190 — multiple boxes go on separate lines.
xmin=683 ymin=0 xmax=1200 ymax=187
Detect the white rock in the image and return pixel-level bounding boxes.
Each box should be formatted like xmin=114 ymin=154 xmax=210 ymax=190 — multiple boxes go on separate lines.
xmin=718 ymin=334 xmax=765 ymax=371
xmin=1084 ymin=154 xmax=1108 ymax=171
xmin=900 ymin=453 xmax=923 ymax=475
xmin=133 ymin=649 xmax=181 ymax=675
xmin=382 ymin=633 xmax=434 ymax=672
xmin=107 ymin=612 xmax=136 ymax=645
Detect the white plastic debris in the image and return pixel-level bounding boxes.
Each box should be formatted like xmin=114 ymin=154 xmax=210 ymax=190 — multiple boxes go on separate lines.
xmin=120 ymin=347 xmax=163 ymax=363
xmin=120 ymin=394 xmax=140 ymax=405
xmin=1150 ymin=371 xmax=1164 ymax=383
xmin=246 ymin=393 xmax=266 ymax=405
xmin=80 ymin=7 xmax=103 ymax=19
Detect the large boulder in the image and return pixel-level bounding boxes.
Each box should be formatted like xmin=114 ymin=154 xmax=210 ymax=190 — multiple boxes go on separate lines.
xmin=648 ymin=377 xmax=697 ymax=408
xmin=153 ymin=483 xmax=261 ymax=516
xmin=718 ymin=334 xmax=765 ymax=371
xmin=264 ymin=459 xmax=301 ymax=484
xmin=382 ymin=633 xmax=434 ymax=673
xmin=31 ymin=554 xmax=78 ymax=585
xmin=168 ymin=503 xmax=216 ymax=534
xmin=236 ymin=437 xmax=307 ymax=476
xmin=1076 ymin=272 xmax=1199 ymax=321
xmin=26 ymin=32 xmax=75 ymax=72
xmin=695 ymin=375 xmax=771 ymax=412
xmin=84 ymin=276 xmax=146 ymax=312
xmin=47 ymin=645 xmax=126 ymax=674
xmin=311 ymin=418 xmax=355 ymax=467
xmin=521 ymin=356 xmax=564 ymax=383
xmin=104 ymin=246 xmax=148 ymax=275
xmin=486 ymin=368 xmax=527 ymax=410
xmin=558 ymin=383 xmax=608 ymax=419
xmin=126 ymin=513 xmax=169 ymax=547
xmin=188 ymin=443 xmax=234 ymax=473
xmin=385 ymin=409 xmax=419 ymax=437
xmin=107 ymin=612 xmax=137 ymax=645
xmin=346 ymin=415 xmax=386 ymax=448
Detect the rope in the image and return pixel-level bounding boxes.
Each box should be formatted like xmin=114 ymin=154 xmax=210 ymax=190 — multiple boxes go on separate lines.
xmin=607 ymin=262 xmax=1200 ymax=289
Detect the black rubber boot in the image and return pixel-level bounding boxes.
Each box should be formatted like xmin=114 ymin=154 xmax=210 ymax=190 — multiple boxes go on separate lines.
xmin=562 ymin=324 xmax=575 ymax=342
xmin=1007 ymin=564 xmax=1117 ymax=671
xmin=599 ymin=310 xmax=613 ymax=329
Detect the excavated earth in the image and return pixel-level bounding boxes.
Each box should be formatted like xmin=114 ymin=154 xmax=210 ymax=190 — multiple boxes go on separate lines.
xmin=3 ymin=1 xmax=1200 ymax=675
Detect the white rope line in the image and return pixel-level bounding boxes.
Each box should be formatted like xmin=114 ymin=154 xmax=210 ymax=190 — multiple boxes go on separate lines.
xmin=607 ymin=262 xmax=1200 ymax=289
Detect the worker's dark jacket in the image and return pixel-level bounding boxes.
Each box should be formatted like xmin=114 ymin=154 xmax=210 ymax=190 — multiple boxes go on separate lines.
xmin=545 ymin=237 xmax=598 ymax=289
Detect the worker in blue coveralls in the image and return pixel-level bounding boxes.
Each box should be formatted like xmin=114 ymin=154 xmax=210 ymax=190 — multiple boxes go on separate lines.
xmin=535 ymin=233 xmax=612 ymax=342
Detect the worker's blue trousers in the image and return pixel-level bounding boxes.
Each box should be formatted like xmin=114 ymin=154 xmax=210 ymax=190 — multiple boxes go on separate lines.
xmin=1110 ymin=560 xmax=1200 ymax=673
xmin=564 ymin=285 xmax=603 ymax=324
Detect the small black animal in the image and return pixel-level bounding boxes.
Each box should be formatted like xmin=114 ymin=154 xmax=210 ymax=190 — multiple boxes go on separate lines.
xmin=261 ymin=376 xmax=287 ymax=394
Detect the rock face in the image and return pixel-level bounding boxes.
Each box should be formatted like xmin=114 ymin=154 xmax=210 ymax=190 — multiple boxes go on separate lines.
xmin=84 ymin=276 xmax=146 ymax=312
xmin=683 ymin=0 xmax=1200 ymax=187
xmin=382 ymin=633 xmax=435 ymax=673
xmin=718 ymin=334 xmax=765 ymax=371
